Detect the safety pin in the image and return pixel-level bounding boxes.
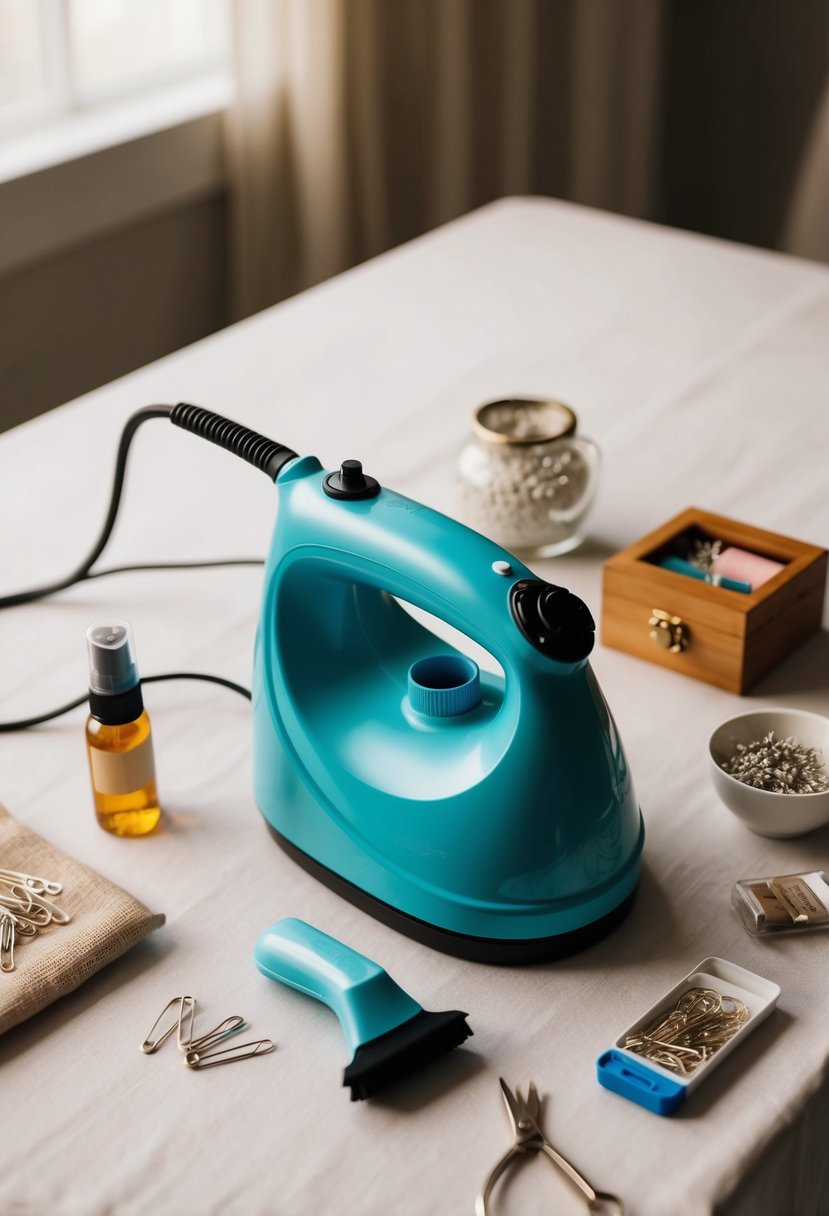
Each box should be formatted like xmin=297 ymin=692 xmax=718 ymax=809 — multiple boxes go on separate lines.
xmin=0 ymin=895 xmax=51 ymax=926
xmin=1 ymin=887 xmax=69 ymax=927
xmin=186 ymin=1016 xmax=246 ymax=1055
xmin=17 ymin=889 xmax=70 ymax=925
xmin=4 ymin=882 xmax=71 ymax=923
xmin=0 ymin=878 xmax=34 ymax=906
xmin=0 ymin=869 xmax=62 ymax=897
xmin=185 ymin=1039 xmax=275 ymax=1070
xmin=177 ymin=995 xmax=198 ymax=1050
xmin=176 ymin=1000 xmax=244 ymax=1052
xmin=0 ymin=908 xmax=38 ymax=937
xmin=141 ymin=996 xmax=194 ymax=1054
xmin=0 ymin=913 xmax=15 ymax=972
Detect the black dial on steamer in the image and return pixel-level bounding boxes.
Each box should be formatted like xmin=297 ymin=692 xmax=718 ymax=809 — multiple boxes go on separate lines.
xmin=509 ymin=579 xmax=595 ymax=662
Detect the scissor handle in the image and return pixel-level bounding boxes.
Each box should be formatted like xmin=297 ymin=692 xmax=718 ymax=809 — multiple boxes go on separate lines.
xmin=539 ymin=1141 xmax=598 ymax=1203
xmin=476 ymin=1140 xmax=624 ymax=1216
xmin=539 ymin=1142 xmax=625 ymax=1215
xmin=475 ymin=1147 xmax=522 ymax=1216
xmin=592 ymin=1194 xmax=625 ymax=1215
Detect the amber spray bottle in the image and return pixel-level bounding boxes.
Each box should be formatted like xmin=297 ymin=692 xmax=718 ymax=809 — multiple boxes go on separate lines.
xmin=85 ymin=621 xmax=161 ymax=836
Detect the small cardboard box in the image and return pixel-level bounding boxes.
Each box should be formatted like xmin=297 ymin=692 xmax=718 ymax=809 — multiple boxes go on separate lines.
xmin=601 ymin=508 xmax=827 ymax=693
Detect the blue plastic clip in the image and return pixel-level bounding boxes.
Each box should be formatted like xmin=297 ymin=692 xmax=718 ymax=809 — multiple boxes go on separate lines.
xmin=596 ymin=1049 xmax=686 ymax=1116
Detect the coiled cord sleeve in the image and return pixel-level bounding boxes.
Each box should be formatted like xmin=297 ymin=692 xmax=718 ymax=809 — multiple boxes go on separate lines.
xmin=170 ymin=402 xmax=297 ymax=480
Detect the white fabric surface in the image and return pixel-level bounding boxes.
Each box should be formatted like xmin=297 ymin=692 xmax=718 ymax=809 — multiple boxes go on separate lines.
xmin=1 ymin=198 xmax=828 ymax=1216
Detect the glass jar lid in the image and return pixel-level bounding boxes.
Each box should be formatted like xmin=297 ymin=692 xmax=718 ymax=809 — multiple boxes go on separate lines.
xmin=472 ymin=398 xmax=577 ymax=446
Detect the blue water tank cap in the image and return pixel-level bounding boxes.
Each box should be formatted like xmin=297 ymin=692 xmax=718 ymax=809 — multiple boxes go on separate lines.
xmin=407 ymin=655 xmax=481 ymax=718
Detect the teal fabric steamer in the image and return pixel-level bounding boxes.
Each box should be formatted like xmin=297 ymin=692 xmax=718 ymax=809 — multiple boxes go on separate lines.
xmin=253 ymin=453 xmax=644 ymax=963
xmin=0 ymin=399 xmax=643 ymax=963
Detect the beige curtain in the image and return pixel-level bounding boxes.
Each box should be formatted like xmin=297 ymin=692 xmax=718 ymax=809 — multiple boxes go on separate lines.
xmin=784 ymin=80 xmax=829 ymax=263
xmin=224 ymin=0 xmax=664 ymax=321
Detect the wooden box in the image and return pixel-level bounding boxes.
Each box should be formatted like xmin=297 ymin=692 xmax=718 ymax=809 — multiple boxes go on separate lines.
xmin=601 ymin=508 xmax=827 ymax=693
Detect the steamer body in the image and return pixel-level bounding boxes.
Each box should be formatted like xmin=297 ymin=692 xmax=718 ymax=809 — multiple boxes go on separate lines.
xmin=253 ymin=456 xmax=643 ymax=962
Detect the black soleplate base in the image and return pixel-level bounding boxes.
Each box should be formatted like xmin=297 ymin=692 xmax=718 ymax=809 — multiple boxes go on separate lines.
xmin=267 ymin=824 xmax=637 ymax=965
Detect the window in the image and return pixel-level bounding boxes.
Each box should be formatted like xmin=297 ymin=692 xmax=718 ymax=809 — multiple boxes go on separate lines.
xmin=0 ymin=0 xmax=228 ymax=137
xmin=0 ymin=0 xmax=232 ymax=277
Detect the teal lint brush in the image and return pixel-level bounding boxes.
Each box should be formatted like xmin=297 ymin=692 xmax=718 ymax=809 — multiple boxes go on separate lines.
xmin=254 ymin=917 xmax=472 ymax=1100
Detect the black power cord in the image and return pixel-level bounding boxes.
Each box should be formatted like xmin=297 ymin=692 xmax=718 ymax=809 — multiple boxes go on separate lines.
xmin=1 ymin=405 xmax=173 ymax=608
xmin=1 ymin=402 xmax=299 ymax=728
xmin=0 ymin=673 xmax=251 ymax=733
xmin=0 ymin=402 xmax=297 ymax=609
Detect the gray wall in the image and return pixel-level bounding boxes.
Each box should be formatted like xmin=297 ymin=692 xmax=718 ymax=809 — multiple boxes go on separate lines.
xmin=0 ymin=193 xmax=228 ymax=434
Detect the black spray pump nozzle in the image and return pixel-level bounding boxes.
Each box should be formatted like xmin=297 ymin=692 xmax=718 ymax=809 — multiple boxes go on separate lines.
xmin=87 ymin=621 xmax=138 ymax=695
xmin=86 ymin=619 xmax=145 ymax=725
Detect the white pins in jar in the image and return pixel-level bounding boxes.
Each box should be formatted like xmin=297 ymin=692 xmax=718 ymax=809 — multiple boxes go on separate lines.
xmin=457 ymin=399 xmax=600 ymax=557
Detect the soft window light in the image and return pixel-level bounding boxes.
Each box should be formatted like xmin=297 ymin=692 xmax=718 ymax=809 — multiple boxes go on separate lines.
xmin=69 ymin=0 xmax=226 ymax=99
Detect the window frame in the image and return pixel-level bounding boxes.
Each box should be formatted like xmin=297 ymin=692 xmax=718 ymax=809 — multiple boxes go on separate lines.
xmin=0 ymin=2 xmax=233 ymax=277
xmin=0 ymin=0 xmax=229 ymax=138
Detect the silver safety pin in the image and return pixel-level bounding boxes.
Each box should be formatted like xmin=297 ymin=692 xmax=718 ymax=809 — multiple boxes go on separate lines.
xmin=0 ymin=893 xmax=52 ymax=926
xmin=141 ymin=996 xmax=194 ymax=1054
xmin=16 ymin=888 xmax=71 ymax=925
xmin=176 ymin=995 xmax=199 ymax=1050
xmin=176 ymin=998 xmax=245 ymax=1052
xmin=0 ymin=913 xmax=15 ymax=972
xmin=186 ymin=1015 xmax=246 ymax=1055
xmin=185 ymin=1038 xmax=275 ymax=1070
xmin=0 ymin=907 xmax=39 ymax=936
xmin=0 ymin=868 xmax=62 ymax=897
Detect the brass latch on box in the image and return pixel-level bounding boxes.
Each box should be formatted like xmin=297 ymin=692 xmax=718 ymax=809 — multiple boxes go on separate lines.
xmin=648 ymin=609 xmax=689 ymax=653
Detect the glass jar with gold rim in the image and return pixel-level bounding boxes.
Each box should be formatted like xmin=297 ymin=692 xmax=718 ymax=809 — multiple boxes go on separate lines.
xmin=457 ymin=398 xmax=600 ymax=557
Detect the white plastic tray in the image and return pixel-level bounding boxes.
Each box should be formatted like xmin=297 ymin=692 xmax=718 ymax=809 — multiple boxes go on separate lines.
xmin=597 ymin=957 xmax=780 ymax=1114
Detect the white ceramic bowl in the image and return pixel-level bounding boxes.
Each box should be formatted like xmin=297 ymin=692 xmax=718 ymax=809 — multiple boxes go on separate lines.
xmin=709 ymin=708 xmax=829 ymax=838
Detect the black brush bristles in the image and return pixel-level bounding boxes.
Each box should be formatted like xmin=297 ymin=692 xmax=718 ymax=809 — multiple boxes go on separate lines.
xmin=342 ymin=1009 xmax=472 ymax=1101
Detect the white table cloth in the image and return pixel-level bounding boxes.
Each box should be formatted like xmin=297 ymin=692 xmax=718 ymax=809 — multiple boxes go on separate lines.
xmin=1 ymin=198 xmax=828 ymax=1216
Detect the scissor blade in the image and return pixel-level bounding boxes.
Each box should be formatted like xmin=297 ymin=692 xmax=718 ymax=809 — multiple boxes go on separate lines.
xmin=498 ymin=1078 xmax=525 ymax=1135
xmin=527 ymin=1081 xmax=541 ymax=1122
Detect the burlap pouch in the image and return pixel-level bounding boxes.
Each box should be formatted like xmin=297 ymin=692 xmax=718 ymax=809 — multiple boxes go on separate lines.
xmin=0 ymin=804 xmax=164 ymax=1035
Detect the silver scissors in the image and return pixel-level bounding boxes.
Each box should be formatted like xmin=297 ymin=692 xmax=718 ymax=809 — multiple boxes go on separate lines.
xmin=476 ymin=1079 xmax=624 ymax=1215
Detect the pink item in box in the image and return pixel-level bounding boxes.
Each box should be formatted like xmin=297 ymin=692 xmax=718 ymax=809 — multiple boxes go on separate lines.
xmin=713 ymin=546 xmax=784 ymax=590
